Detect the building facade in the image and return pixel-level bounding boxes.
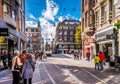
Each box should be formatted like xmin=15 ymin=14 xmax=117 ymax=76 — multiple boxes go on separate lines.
xmin=0 ymin=0 xmax=26 ymax=54
xmin=25 ymin=26 xmax=41 ymax=51
xmin=54 ymin=19 xmax=80 ymax=54
xmin=82 ymin=0 xmax=95 ymax=59
xmin=94 ymin=0 xmax=120 ymax=62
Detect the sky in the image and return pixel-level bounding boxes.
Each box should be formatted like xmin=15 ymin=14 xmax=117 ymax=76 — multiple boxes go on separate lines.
xmin=25 ymin=0 xmax=81 ymax=39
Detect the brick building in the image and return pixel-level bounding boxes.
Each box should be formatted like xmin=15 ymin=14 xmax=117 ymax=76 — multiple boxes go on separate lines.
xmin=25 ymin=25 xmax=41 ymax=51
xmin=0 ymin=0 xmax=26 ymax=53
xmin=81 ymin=0 xmax=95 ymax=59
xmin=93 ymin=0 xmax=120 ymax=62
xmin=54 ymin=19 xmax=80 ymax=54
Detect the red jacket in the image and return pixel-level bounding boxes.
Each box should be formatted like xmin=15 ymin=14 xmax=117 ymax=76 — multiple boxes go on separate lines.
xmin=98 ymin=53 xmax=105 ymax=61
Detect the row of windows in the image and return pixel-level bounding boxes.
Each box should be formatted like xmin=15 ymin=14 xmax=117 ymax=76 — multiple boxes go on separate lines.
xmin=59 ymin=26 xmax=75 ymax=30
xmin=59 ymin=37 xmax=74 ymax=42
xmin=95 ymin=0 xmax=118 ymax=27
xmin=26 ymin=28 xmax=39 ymax=32
xmin=59 ymin=31 xmax=74 ymax=35
xmin=3 ymin=0 xmax=25 ymax=32
xmin=26 ymin=33 xmax=39 ymax=37
xmin=27 ymin=38 xmax=40 ymax=42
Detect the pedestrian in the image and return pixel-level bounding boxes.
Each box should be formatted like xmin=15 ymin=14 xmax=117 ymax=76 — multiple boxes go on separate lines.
xmin=22 ymin=53 xmax=34 ymax=84
xmin=86 ymin=52 xmax=90 ymax=61
xmin=30 ymin=51 xmax=36 ymax=64
xmin=98 ymin=51 xmax=105 ymax=70
xmin=11 ymin=50 xmax=22 ymax=84
xmin=8 ymin=51 xmax=13 ymax=69
xmin=40 ymin=51 xmax=43 ymax=60
xmin=74 ymin=51 xmax=77 ymax=60
xmin=43 ymin=52 xmax=47 ymax=59
xmin=94 ymin=55 xmax=100 ymax=70
xmin=20 ymin=50 xmax=27 ymax=64
xmin=2 ymin=51 xmax=7 ymax=69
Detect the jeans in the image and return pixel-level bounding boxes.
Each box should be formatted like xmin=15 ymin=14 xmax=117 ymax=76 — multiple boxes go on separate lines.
xmin=99 ymin=61 xmax=104 ymax=70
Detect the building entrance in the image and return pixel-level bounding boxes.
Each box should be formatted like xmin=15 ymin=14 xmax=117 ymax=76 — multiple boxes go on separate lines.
xmin=103 ymin=43 xmax=112 ymax=62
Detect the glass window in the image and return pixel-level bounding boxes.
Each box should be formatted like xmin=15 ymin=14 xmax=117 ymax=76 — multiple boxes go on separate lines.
xmin=63 ymin=26 xmax=68 ymax=29
xmin=3 ymin=4 xmax=8 ymax=13
xmin=64 ymin=31 xmax=67 ymax=35
xmin=64 ymin=36 xmax=67 ymax=42
xmin=31 ymin=29 xmax=34 ymax=32
xmin=59 ymin=31 xmax=62 ymax=35
xmin=59 ymin=26 xmax=62 ymax=29
xmin=70 ymin=31 xmax=73 ymax=35
xmin=59 ymin=38 xmax=62 ymax=42
xmin=70 ymin=37 xmax=73 ymax=41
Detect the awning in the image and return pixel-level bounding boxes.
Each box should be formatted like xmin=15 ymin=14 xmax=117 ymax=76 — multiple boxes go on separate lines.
xmin=0 ymin=19 xmax=8 ymax=36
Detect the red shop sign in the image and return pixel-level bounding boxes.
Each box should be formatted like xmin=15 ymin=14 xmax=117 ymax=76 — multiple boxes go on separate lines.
xmin=86 ymin=38 xmax=94 ymax=43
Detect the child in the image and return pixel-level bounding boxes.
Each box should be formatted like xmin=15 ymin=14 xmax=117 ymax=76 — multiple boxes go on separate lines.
xmin=94 ymin=55 xmax=100 ymax=70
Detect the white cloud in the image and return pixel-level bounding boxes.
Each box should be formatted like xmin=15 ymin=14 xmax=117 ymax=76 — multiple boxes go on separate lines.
xmin=29 ymin=14 xmax=37 ymax=21
xmin=39 ymin=0 xmax=59 ymax=40
xmin=25 ymin=21 xmax=37 ymax=28
xmin=42 ymin=0 xmax=58 ymax=21
xmin=58 ymin=16 xmax=64 ymax=22
xmin=79 ymin=18 xmax=81 ymax=21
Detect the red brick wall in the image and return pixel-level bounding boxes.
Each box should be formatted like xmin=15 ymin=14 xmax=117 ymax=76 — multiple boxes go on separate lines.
xmin=0 ymin=0 xmax=3 ymax=18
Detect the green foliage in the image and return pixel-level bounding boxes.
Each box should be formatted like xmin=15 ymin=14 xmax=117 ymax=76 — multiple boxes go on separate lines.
xmin=74 ymin=25 xmax=82 ymax=44
xmin=0 ymin=36 xmax=5 ymax=43
xmin=114 ymin=20 xmax=120 ymax=29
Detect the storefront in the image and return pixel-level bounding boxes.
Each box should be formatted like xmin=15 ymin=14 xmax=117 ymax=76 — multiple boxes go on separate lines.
xmin=95 ymin=26 xmax=117 ymax=62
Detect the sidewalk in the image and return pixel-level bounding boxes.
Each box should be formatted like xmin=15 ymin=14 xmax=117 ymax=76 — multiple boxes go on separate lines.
xmin=64 ymin=54 xmax=110 ymax=71
xmin=0 ymin=69 xmax=11 ymax=78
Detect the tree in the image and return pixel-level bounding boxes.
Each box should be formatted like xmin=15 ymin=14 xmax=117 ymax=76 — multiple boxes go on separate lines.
xmin=0 ymin=36 xmax=5 ymax=43
xmin=74 ymin=25 xmax=82 ymax=49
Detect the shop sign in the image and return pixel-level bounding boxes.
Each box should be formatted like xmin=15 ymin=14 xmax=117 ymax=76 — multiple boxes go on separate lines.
xmin=86 ymin=38 xmax=94 ymax=43
xmin=0 ymin=19 xmax=9 ymax=36
xmin=0 ymin=28 xmax=8 ymax=36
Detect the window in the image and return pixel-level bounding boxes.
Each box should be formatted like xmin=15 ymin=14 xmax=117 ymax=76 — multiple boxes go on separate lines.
xmin=59 ymin=38 xmax=62 ymax=42
xmin=3 ymin=4 xmax=8 ymax=13
xmin=30 ymin=33 xmax=32 ymax=37
xmin=85 ymin=11 xmax=88 ymax=27
xmin=112 ymin=0 xmax=117 ymax=17
xmin=3 ymin=3 xmax=11 ymax=15
xmin=59 ymin=31 xmax=62 ymax=35
xmin=69 ymin=26 xmax=74 ymax=30
xmin=63 ymin=26 xmax=68 ymax=29
xmin=59 ymin=26 xmax=62 ymax=29
xmin=31 ymin=29 xmax=34 ymax=32
xmin=70 ymin=31 xmax=73 ymax=35
xmin=64 ymin=31 xmax=67 ymax=35
xmin=70 ymin=37 xmax=73 ymax=42
xmin=64 ymin=37 xmax=67 ymax=42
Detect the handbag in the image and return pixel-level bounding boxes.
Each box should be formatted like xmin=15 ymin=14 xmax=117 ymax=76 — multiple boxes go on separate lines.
xmin=14 ymin=58 xmax=21 ymax=71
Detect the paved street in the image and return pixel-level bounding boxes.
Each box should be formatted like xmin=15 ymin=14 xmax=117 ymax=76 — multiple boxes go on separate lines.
xmin=0 ymin=54 xmax=120 ymax=84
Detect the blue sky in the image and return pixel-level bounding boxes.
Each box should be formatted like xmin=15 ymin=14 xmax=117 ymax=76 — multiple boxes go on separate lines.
xmin=25 ymin=0 xmax=81 ymax=39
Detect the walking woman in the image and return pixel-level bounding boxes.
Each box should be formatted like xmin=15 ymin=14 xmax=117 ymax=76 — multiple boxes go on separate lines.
xmin=22 ymin=53 xmax=34 ymax=84
xmin=11 ymin=50 xmax=22 ymax=84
